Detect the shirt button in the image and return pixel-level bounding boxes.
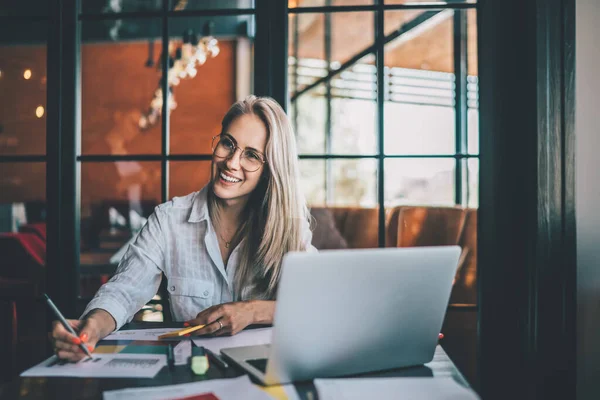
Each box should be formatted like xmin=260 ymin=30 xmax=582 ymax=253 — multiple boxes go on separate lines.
xmin=170 ymin=286 xmax=175 ymax=292
xmin=203 ymin=290 xmax=209 ymax=296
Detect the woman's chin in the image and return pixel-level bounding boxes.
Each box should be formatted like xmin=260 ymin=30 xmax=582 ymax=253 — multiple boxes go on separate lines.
xmin=212 ymin=182 xmax=241 ymax=201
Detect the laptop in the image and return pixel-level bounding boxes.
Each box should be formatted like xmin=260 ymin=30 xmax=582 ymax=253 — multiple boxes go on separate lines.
xmin=220 ymin=246 xmax=461 ymax=385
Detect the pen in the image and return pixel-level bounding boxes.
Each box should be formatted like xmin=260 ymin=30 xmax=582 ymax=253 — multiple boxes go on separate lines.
xmin=43 ymin=293 xmax=94 ymax=360
xmin=203 ymin=347 xmax=228 ymax=369
xmin=157 ymin=324 xmax=207 ymax=339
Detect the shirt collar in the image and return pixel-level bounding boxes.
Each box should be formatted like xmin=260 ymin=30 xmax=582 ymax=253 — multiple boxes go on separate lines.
xmin=188 ymin=185 xmax=210 ymax=223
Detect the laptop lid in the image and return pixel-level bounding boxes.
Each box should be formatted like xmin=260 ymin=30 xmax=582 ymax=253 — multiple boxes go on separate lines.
xmin=263 ymin=246 xmax=461 ymax=384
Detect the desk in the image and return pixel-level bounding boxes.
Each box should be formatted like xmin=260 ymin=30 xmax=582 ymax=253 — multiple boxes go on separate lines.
xmin=0 ymin=322 xmax=471 ymax=400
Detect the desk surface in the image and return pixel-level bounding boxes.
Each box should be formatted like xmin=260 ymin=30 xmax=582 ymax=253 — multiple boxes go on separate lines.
xmin=0 ymin=322 xmax=470 ymax=400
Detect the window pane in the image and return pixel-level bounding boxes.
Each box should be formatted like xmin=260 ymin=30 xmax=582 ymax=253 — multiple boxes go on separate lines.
xmin=468 ymin=9 xmax=477 ymax=77
xmin=81 ymin=19 xmax=162 ymax=155
xmin=331 ymin=159 xmax=377 ymax=206
xmin=385 ymin=158 xmax=455 ymax=206
xmin=300 ymin=159 xmax=377 ymax=207
xmin=0 ymin=21 xmax=47 ymax=156
xmin=384 ymin=10 xmax=454 ymax=73
xmin=0 ymin=162 xmax=45 ymax=233
xmin=384 ymin=10 xmax=454 ymax=155
xmin=300 ymin=159 xmax=326 ymax=206
xmin=80 ymin=161 xmax=161 ymax=257
xmin=331 ymin=12 xmax=374 ymax=66
xmin=467 ymin=158 xmax=478 ymax=208
xmin=169 ymin=15 xmax=254 ymax=154
xmin=288 ymin=13 xmax=325 ymax=93
xmin=169 ymin=161 xmax=212 ymax=199
xmin=295 ymin=85 xmax=326 ymax=154
xmin=467 ymin=108 xmax=478 ymax=155
xmin=170 ymin=0 xmax=254 ymax=10
xmin=385 ymin=103 xmax=454 ymax=155
xmin=289 ymin=11 xmax=374 ymax=92
xmin=331 ymin=98 xmax=376 ymax=154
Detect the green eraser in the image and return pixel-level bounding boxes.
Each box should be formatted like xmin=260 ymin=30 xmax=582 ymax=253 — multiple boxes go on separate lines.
xmin=191 ymin=355 xmax=209 ymax=375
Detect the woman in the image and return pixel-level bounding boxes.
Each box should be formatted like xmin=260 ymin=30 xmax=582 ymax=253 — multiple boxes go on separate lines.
xmin=51 ymin=95 xmax=315 ymax=361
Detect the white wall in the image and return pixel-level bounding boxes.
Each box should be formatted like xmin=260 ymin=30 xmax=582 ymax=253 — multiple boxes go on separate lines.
xmin=576 ymin=0 xmax=600 ymax=398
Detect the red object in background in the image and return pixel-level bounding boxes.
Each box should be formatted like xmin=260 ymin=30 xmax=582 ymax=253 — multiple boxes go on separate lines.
xmin=0 ymin=232 xmax=46 ymax=279
xmin=19 ymin=223 xmax=47 ymax=241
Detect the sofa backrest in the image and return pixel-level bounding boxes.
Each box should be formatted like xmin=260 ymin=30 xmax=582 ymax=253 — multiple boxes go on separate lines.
xmin=396 ymin=206 xmax=467 ymax=248
xmin=310 ymin=207 xmax=379 ymax=249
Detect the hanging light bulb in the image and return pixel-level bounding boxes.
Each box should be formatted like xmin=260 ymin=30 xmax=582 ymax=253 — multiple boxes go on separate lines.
xmin=139 ymin=26 xmax=221 ymax=131
xmin=181 ymin=30 xmax=194 ymax=64
xmin=23 ymin=69 xmax=32 ymax=80
xmin=35 ymin=106 xmax=44 ymax=118
xmin=204 ymin=37 xmax=220 ymax=58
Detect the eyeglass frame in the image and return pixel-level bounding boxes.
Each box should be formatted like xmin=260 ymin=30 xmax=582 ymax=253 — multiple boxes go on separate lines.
xmin=211 ymin=133 xmax=267 ymax=172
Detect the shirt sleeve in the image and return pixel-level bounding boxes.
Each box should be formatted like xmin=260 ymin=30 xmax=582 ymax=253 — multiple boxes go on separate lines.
xmin=302 ymin=218 xmax=318 ymax=253
xmin=81 ymin=207 xmax=166 ymax=330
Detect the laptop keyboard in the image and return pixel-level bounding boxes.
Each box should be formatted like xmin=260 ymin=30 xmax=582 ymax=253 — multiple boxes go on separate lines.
xmin=246 ymin=358 xmax=268 ymax=373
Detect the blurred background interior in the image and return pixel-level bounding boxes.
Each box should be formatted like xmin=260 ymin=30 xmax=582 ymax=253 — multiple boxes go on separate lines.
xmin=0 ymin=0 xmax=479 ymax=387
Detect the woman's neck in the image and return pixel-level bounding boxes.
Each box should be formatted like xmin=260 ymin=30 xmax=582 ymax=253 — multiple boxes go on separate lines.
xmin=216 ymin=196 xmax=249 ymax=230
xmin=219 ymin=201 xmax=244 ymax=226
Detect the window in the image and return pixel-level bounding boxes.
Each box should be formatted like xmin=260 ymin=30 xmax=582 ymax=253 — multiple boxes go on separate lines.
xmin=289 ymin=1 xmax=479 ymax=244
xmin=0 ymin=17 xmax=48 ymax=239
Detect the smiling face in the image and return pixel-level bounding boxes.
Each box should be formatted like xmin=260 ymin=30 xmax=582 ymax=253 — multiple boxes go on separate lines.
xmin=211 ymin=113 xmax=268 ymax=207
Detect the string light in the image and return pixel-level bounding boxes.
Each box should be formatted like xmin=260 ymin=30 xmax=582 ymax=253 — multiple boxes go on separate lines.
xmin=23 ymin=69 xmax=32 ymax=80
xmin=139 ymin=29 xmax=220 ymax=130
xmin=36 ymin=106 xmax=44 ymax=118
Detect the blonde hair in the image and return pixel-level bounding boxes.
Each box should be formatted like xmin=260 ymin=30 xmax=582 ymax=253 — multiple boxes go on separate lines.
xmin=208 ymin=95 xmax=310 ymax=300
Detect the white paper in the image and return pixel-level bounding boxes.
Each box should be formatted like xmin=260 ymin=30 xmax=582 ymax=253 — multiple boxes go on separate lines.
xmin=192 ymin=327 xmax=272 ymax=354
xmin=20 ymin=353 xmax=166 ymax=379
xmin=173 ymin=339 xmax=192 ymax=366
xmin=315 ymin=377 xmax=480 ymax=400
xmin=102 ymin=375 xmax=272 ymax=400
xmin=103 ymin=328 xmax=182 ymax=341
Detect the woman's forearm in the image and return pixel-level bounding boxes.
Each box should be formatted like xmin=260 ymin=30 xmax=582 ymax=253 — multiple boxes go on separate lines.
xmin=249 ymin=300 xmax=276 ymax=325
xmin=86 ymin=308 xmax=117 ymax=338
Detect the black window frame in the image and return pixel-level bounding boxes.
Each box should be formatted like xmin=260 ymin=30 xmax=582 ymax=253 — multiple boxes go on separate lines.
xmin=289 ymin=0 xmax=479 ymax=250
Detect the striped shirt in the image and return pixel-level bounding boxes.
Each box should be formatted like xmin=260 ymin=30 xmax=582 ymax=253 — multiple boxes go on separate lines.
xmin=82 ymin=185 xmax=315 ymax=330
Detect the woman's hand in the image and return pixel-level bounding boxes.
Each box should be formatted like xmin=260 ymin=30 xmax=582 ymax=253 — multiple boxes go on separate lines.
xmin=49 ymin=309 xmax=116 ymax=362
xmin=186 ymin=300 xmax=275 ymax=336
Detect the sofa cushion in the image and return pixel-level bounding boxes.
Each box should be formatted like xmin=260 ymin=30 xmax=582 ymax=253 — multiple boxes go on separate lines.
xmin=397 ymin=206 xmax=466 ymax=247
xmin=309 ymin=208 xmax=349 ymax=250
xmin=336 ymin=207 xmax=379 ymax=249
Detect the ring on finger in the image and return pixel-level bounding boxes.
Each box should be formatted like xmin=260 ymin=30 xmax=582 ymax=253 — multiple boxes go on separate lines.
xmin=217 ymin=319 xmax=223 ymax=331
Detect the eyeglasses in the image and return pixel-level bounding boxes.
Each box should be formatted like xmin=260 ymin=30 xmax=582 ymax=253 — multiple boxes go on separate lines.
xmin=211 ymin=134 xmax=267 ymax=172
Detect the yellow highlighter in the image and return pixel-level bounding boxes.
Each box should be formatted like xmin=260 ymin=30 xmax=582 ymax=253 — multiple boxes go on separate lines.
xmin=158 ymin=324 xmax=206 ymax=340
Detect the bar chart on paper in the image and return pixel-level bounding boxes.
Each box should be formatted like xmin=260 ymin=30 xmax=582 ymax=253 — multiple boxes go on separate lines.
xmin=20 ymin=353 xmax=167 ymax=378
